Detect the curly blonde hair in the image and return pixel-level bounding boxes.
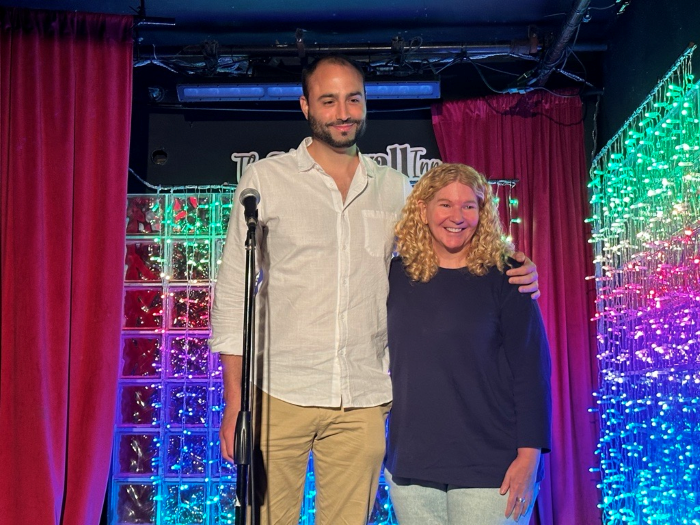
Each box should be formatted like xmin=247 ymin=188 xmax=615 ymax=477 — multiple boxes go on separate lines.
xmin=395 ymin=163 xmax=514 ymax=282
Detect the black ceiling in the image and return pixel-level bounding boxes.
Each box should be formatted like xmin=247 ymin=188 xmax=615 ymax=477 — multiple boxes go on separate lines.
xmin=8 ymin=0 xmax=623 ymax=46
xmin=4 ymin=0 xmax=629 ymax=98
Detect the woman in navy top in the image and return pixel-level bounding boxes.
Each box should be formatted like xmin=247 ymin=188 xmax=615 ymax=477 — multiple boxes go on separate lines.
xmin=385 ymin=164 xmax=551 ymax=524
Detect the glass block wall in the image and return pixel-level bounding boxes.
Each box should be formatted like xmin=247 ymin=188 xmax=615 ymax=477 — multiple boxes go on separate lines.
xmin=113 ymin=191 xmax=397 ymax=525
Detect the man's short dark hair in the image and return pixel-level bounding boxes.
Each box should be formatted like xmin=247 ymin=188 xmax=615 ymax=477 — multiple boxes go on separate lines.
xmin=301 ymin=55 xmax=366 ymax=100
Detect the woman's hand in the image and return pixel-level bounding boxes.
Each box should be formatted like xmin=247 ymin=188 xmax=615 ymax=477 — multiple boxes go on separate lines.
xmin=500 ymin=447 xmax=541 ymax=521
xmin=507 ymin=252 xmax=540 ymax=299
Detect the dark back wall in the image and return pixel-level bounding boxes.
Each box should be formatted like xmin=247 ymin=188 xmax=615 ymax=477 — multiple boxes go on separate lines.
xmin=128 ymin=101 xmax=441 ymax=192
xmin=598 ymin=0 xmax=700 ymax=148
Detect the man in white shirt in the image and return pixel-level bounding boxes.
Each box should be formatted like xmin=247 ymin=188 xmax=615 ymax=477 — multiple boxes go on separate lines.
xmin=210 ymin=55 xmax=539 ymax=525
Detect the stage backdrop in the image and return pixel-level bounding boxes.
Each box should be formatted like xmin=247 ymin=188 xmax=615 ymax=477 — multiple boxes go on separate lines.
xmin=128 ymin=105 xmax=441 ymax=187
xmin=117 ymin=91 xmax=598 ymax=525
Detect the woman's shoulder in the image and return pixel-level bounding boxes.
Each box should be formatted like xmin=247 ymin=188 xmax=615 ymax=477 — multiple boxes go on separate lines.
xmin=481 ymin=256 xmax=518 ymax=279
xmin=481 ymin=259 xmax=522 ymax=297
xmin=390 ymin=256 xmax=408 ymax=278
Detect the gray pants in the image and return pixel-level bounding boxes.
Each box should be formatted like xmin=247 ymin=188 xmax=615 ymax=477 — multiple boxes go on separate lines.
xmin=385 ymin=469 xmax=538 ymax=525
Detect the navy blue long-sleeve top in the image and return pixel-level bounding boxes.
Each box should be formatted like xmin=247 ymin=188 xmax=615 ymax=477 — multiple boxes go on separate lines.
xmin=385 ymin=257 xmax=552 ymax=488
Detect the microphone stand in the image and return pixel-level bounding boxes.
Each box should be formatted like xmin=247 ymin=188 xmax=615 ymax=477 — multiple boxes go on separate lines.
xmin=234 ymin=215 xmax=257 ymax=525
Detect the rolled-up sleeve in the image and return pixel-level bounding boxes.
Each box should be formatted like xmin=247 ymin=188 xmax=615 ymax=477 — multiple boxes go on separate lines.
xmin=210 ymin=166 xmax=263 ymax=356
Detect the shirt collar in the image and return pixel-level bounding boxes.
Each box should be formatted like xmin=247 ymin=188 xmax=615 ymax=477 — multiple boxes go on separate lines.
xmin=296 ymin=137 xmax=374 ymax=178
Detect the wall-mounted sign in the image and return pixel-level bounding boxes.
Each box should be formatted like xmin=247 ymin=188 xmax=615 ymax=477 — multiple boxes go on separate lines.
xmin=231 ymin=143 xmax=442 ymax=183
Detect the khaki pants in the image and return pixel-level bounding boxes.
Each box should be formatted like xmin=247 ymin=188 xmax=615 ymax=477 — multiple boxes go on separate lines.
xmin=251 ymin=390 xmax=390 ymax=525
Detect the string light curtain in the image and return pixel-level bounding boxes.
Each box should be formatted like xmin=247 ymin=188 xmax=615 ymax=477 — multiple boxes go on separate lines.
xmin=0 ymin=7 xmax=133 ymax=525
xmin=431 ymin=90 xmax=599 ymax=525
xmin=589 ymin=46 xmax=700 ymax=524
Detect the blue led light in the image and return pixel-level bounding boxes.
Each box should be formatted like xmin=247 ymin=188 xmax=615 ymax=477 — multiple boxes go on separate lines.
xmin=177 ymin=81 xmax=441 ymax=101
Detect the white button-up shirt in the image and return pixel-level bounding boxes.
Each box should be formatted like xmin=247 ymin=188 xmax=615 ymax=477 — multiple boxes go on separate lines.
xmin=210 ymin=138 xmax=413 ymax=407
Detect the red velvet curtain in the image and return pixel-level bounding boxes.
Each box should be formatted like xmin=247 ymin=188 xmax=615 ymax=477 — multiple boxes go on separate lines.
xmin=432 ymin=93 xmax=600 ymax=525
xmin=0 ymin=8 xmax=132 ymax=525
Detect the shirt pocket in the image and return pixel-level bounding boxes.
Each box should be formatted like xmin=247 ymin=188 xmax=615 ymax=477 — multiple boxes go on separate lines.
xmin=362 ymin=210 xmax=399 ymax=258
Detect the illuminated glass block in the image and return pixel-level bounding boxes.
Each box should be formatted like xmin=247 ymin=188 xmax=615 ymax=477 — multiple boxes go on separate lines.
xmin=168 ymin=195 xmax=213 ymax=236
xmin=126 ymin=195 xmax=164 ymax=235
xmin=212 ymin=239 xmax=225 ymax=280
xmin=210 ymin=456 xmax=236 ymax=481
xmin=125 ymin=241 xmax=163 ymax=282
xmin=171 ymin=240 xmax=211 ymax=281
xmin=119 ymin=384 xmax=161 ymax=426
xmin=209 ymin=382 xmax=224 ymax=429
xmin=165 ymin=432 xmax=207 ymax=477
xmin=167 ymin=336 xmax=209 ymax=379
xmin=217 ymin=194 xmax=234 ymax=236
xmin=115 ymin=482 xmax=156 ymax=524
xmin=163 ymin=483 xmax=206 ymax=524
xmin=121 ymin=337 xmax=162 ymax=378
xmin=166 ymin=384 xmax=208 ymax=426
xmin=168 ymin=288 xmax=210 ymax=329
xmin=116 ymin=433 xmax=160 ymax=476
xmin=211 ymin=483 xmax=236 ymax=525
xmin=370 ymin=479 xmax=398 ymax=524
xmin=300 ymin=459 xmax=316 ymax=523
xmin=209 ymin=352 xmax=223 ymax=381
xmin=123 ymin=288 xmax=164 ymax=329
xmin=118 ymin=192 xmax=245 ymax=525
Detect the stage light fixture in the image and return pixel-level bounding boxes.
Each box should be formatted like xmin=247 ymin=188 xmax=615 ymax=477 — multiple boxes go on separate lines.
xmin=176 ymin=81 xmax=441 ymax=102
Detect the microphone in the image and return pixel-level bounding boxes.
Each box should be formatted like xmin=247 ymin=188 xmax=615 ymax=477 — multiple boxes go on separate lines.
xmin=238 ymin=187 xmax=260 ymax=228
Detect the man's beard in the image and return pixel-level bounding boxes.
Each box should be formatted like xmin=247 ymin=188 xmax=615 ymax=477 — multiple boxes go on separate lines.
xmin=308 ymin=111 xmax=367 ymax=149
